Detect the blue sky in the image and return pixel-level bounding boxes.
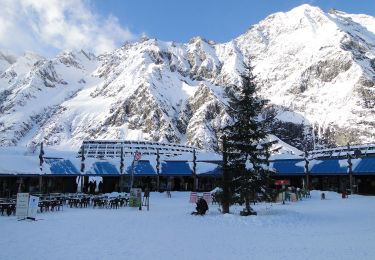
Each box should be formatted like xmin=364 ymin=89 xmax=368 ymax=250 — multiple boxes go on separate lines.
xmin=1 ymin=0 xmax=374 ymax=56
xmin=91 ymin=0 xmax=375 ymax=43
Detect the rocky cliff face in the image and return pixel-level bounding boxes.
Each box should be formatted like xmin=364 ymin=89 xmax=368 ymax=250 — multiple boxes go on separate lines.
xmin=236 ymin=5 xmax=375 ymax=148
xmin=1 ymin=4 xmax=375 ymax=151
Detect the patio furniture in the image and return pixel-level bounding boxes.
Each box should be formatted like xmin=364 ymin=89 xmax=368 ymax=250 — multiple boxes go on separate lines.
xmin=189 ymin=192 xmax=198 ymax=203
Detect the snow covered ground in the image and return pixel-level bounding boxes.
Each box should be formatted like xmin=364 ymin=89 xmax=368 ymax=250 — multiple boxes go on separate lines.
xmin=1 ymin=191 xmax=375 ymax=260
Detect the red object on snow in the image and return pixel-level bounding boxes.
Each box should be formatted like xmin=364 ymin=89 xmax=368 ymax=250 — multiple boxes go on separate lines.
xmin=189 ymin=192 xmax=198 ymax=203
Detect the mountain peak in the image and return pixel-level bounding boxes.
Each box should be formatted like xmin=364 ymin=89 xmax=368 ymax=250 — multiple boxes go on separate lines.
xmin=1 ymin=5 xmax=375 ymax=151
xmin=290 ymin=4 xmax=324 ymax=13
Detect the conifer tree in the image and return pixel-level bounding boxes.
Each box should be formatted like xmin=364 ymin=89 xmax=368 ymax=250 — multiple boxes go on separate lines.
xmin=222 ymin=62 xmax=272 ymax=215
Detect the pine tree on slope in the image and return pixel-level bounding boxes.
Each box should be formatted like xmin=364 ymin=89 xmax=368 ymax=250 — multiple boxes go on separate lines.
xmin=222 ymin=62 xmax=272 ymax=215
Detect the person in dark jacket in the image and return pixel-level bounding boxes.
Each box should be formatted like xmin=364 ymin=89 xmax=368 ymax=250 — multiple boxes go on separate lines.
xmin=192 ymin=198 xmax=208 ymax=215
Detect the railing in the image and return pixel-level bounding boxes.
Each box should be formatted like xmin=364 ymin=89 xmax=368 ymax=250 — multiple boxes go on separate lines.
xmin=77 ymin=140 xmax=198 ymax=158
xmin=309 ymin=143 xmax=375 ymax=159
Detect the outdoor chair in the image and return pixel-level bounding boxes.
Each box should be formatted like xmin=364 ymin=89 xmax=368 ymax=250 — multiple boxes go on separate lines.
xmin=50 ymin=200 xmax=63 ymax=211
xmin=92 ymin=198 xmax=99 ymax=208
xmin=95 ymin=198 xmax=107 ymax=208
xmin=6 ymin=204 xmax=15 ymax=216
xmin=0 ymin=204 xmax=6 ymax=215
xmin=203 ymin=192 xmax=212 ymax=204
xmin=68 ymin=198 xmax=79 ymax=208
xmin=119 ymin=197 xmax=128 ymax=207
xmin=50 ymin=201 xmax=58 ymax=211
xmin=211 ymin=192 xmax=221 ymax=204
xmin=110 ymin=198 xmax=120 ymax=209
xmin=40 ymin=201 xmax=51 ymax=212
xmin=58 ymin=199 xmax=64 ymax=210
xmin=93 ymin=197 xmax=107 ymax=208
xmin=79 ymin=198 xmax=89 ymax=208
xmin=189 ymin=192 xmax=198 ymax=203
xmin=284 ymin=192 xmax=291 ymax=201
xmin=38 ymin=201 xmax=44 ymax=212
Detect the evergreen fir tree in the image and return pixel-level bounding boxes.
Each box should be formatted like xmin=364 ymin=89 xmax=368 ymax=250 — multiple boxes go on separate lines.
xmin=222 ymin=62 xmax=272 ymax=215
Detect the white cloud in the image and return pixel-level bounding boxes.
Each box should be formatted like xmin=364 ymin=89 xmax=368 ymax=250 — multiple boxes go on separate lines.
xmin=0 ymin=0 xmax=136 ymax=56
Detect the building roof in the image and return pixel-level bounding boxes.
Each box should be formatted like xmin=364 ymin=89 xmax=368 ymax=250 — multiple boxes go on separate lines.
xmin=45 ymin=159 xmax=80 ymax=175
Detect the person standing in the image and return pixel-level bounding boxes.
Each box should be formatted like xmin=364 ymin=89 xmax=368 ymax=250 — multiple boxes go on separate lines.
xmin=98 ymin=181 xmax=103 ymax=194
xmin=166 ymin=178 xmax=172 ymax=198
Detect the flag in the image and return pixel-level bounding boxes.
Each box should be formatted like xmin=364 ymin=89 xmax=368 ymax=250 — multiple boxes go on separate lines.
xmin=80 ymin=145 xmax=85 ymax=173
xmin=134 ymin=151 xmax=141 ymax=161
xmin=39 ymin=142 xmax=44 ymax=170
xmin=120 ymin=146 xmax=124 ymax=174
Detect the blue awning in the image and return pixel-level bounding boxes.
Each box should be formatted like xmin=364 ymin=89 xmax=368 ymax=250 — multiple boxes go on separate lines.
xmin=45 ymin=159 xmax=80 ymax=175
xmin=198 ymin=166 xmax=222 ymax=176
xmin=37 ymin=157 xmax=375 ymax=177
xmin=91 ymin=162 xmax=119 ymax=175
xmin=197 ymin=162 xmax=222 ymax=176
xmin=310 ymin=159 xmax=347 ymax=175
xmin=271 ymin=159 xmax=305 ymax=176
xmin=126 ymin=160 xmax=156 ymax=176
xmin=161 ymin=161 xmax=192 ymax=176
xmin=353 ymin=157 xmax=375 ymax=175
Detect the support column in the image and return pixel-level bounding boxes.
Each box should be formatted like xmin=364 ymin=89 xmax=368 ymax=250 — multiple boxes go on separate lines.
xmin=80 ymin=176 xmax=84 ymax=193
xmin=39 ymin=175 xmax=43 ymax=193
xmin=222 ymin=135 xmax=230 ymax=214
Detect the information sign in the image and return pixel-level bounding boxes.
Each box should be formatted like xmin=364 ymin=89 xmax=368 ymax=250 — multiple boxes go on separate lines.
xmin=16 ymin=193 xmax=29 ymax=219
xmin=27 ymin=195 xmax=39 ymax=220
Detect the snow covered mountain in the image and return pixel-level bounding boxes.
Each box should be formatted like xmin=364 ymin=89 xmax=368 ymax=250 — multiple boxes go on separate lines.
xmin=1 ymin=4 xmax=375 ymax=152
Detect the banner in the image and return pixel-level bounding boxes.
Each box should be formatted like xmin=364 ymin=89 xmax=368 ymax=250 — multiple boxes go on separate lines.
xmin=129 ymin=188 xmax=142 ymax=207
xmin=274 ymin=180 xmax=290 ymax=186
xmin=27 ymin=195 xmax=39 ymax=220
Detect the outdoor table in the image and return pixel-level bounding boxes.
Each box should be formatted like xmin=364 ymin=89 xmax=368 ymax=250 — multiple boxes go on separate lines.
xmin=38 ymin=200 xmax=48 ymax=212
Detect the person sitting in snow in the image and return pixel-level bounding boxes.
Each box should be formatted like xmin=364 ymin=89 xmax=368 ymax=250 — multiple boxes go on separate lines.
xmin=191 ymin=197 xmax=209 ymax=215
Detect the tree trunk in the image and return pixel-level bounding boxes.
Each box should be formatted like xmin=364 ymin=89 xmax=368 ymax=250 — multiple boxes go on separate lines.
xmin=245 ymin=195 xmax=251 ymax=212
xmin=222 ymin=136 xmax=230 ymax=214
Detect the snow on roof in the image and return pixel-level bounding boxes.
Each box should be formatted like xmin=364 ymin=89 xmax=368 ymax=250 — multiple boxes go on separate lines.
xmin=0 ymin=154 xmax=41 ymax=175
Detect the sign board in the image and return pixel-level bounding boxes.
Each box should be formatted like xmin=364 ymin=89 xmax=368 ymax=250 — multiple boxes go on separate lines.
xmin=16 ymin=193 xmax=29 ymax=219
xmin=129 ymin=188 xmax=142 ymax=207
xmin=274 ymin=180 xmax=290 ymax=186
xmin=27 ymin=195 xmax=39 ymax=220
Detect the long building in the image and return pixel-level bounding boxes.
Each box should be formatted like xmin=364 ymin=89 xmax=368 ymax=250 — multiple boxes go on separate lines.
xmin=1 ymin=141 xmax=375 ymax=196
